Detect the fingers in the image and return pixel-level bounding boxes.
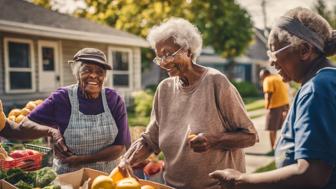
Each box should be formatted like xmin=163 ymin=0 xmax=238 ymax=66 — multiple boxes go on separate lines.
xmin=209 ymin=170 xmax=225 ymax=179
xmin=189 ymin=133 xmax=209 ymax=152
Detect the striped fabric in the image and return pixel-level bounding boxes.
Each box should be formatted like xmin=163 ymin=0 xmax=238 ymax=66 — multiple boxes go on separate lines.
xmin=53 ymin=84 xmax=118 ymax=174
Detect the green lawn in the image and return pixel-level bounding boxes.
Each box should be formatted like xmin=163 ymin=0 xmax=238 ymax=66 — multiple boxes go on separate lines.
xmin=244 ymin=97 xmax=265 ymax=112
xmin=254 ymin=161 xmax=276 ymax=173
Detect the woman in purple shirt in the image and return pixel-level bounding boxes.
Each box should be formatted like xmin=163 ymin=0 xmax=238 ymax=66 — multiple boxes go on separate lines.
xmin=24 ymin=48 xmax=131 ymax=174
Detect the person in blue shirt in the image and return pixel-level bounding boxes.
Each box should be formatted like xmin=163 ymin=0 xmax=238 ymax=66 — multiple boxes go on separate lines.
xmin=209 ymin=7 xmax=336 ymax=189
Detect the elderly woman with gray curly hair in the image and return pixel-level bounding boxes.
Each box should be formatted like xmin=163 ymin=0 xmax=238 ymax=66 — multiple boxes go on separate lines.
xmin=119 ymin=18 xmax=258 ymax=189
xmin=210 ymin=7 xmax=336 ymax=189
xmin=22 ymin=48 xmax=131 ymax=174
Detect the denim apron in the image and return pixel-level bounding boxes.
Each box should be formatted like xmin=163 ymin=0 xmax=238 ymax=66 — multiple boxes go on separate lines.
xmin=53 ymin=84 xmax=118 ymax=174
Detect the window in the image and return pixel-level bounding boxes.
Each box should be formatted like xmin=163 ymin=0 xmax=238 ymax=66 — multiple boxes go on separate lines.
xmin=42 ymin=47 xmax=55 ymax=71
xmin=4 ymin=38 xmax=35 ymax=93
xmin=108 ymin=47 xmax=132 ymax=88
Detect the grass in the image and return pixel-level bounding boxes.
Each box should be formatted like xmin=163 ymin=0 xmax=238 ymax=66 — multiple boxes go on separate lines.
xmin=254 ymin=161 xmax=276 ymax=173
xmin=244 ymin=97 xmax=265 ymax=112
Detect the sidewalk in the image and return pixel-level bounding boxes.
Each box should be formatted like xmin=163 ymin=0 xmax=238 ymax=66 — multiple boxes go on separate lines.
xmin=245 ymin=111 xmax=278 ymax=173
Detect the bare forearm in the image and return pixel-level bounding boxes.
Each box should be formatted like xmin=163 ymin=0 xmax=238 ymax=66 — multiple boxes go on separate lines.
xmin=0 ymin=119 xmax=52 ymax=140
xmin=81 ymin=145 xmax=125 ymax=164
xmin=213 ymin=131 xmax=256 ymax=149
xmin=123 ymin=138 xmax=154 ymax=166
xmin=265 ymin=93 xmax=272 ymax=109
xmin=237 ymin=160 xmax=332 ymax=189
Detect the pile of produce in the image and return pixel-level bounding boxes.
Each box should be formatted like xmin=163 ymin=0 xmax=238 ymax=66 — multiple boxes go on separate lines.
xmin=91 ymin=167 xmax=155 ymax=189
xmin=7 ymin=99 xmax=44 ymax=124
xmin=0 ymin=143 xmax=43 ymax=171
xmin=0 ymin=167 xmax=59 ymax=189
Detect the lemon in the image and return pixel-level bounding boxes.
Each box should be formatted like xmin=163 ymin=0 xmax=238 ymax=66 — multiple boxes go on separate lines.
xmin=116 ymin=178 xmax=141 ymax=189
xmin=91 ymin=175 xmax=116 ymax=189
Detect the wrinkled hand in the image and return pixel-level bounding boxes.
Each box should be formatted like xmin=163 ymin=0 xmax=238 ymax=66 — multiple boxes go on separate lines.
xmin=48 ymin=128 xmax=73 ymax=159
xmin=189 ymin=133 xmax=215 ymax=153
xmin=209 ymin=169 xmax=243 ymax=189
xmin=61 ymin=155 xmax=85 ymax=167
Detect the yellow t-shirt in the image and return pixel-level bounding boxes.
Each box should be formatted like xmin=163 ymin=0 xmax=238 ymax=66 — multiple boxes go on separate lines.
xmin=263 ymin=74 xmax=289 ymax=109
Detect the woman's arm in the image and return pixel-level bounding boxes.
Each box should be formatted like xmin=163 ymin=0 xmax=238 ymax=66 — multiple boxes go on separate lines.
xmin=210 ymin=130 xmax=257 ymax=150
xmin=62 ymin=144 xmax=126 ymax=166
xmin=210 ymin=159 xmax=333 ymax=189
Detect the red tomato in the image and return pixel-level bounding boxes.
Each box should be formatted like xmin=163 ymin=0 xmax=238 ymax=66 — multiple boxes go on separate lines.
xmin=26 ymin=149 xmax=40 ymax=156
xmin=143 ymin=160 xmax=164 ymax=176
xmin=10 ymin=150 xmax=29 ymax=158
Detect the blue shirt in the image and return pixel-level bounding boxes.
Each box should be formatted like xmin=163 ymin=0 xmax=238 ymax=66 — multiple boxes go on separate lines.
xmin=275 ymin=67 xmax=336 ymax=189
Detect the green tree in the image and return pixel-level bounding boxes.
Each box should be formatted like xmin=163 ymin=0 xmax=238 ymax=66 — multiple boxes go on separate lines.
xmin=313 ymin=0 xmax=336 ymax=28
xmin=76 ymin=0 xmax=253 ymax=77
xmin=32 ymin=0 xmax=254 ymax=77
xmin=31 ymin=0 xmax=52 ymax=10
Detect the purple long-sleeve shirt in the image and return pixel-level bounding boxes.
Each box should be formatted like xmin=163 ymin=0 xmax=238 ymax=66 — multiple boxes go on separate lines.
xmin=28 ymin=87 xmax=131 ymax=146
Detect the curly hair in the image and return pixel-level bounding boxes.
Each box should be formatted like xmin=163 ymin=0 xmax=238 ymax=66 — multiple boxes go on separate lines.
xmin=147 ymin=18 xmax=203 ymax=62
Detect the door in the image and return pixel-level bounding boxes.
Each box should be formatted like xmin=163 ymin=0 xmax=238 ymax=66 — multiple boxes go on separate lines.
xmin=38 ymin=41 xmax=60 ymax=92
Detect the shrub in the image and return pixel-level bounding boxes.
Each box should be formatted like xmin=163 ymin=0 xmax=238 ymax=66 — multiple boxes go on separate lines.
xmin=231 ymin=80 xmax=260 ymax=97
xmin=133 ymin=90 xmax=154 ymax=117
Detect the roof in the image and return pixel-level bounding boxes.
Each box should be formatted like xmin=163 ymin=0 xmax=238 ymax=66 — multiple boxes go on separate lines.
xmin=0 ymin=0 xmax=148 ymax=47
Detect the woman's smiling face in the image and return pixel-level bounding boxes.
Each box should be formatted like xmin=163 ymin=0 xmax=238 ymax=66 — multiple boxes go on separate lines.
xmin=267 ymin=31 xmax=303 ymax=82
xmin=78 ymin=63 xmax=106 ymax=99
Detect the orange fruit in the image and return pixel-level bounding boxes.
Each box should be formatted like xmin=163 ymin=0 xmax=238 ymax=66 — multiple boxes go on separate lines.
xmin=187 ymin=134 xmax=197 ymax=140
xmin=91 ymin=175 xmax=116 ymax=189
xmin=109 ymin=167 xmax=124 ymax=183
xmin=8 ymin=109 xmax=21 ymax=117
xmin=7 ymin=115 xmax=16 ymax=122
xmin=15 ymin=114 xmax=25 ymax=124
xmin=34 ymin=99 xmax=44 ymax=106
xmin=20 ymin=108 xmax=31 ymax=116
xmin=25 ymin=101 xmax=36 ymax=111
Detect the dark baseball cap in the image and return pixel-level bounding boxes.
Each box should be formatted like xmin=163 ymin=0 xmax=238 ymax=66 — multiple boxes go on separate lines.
xmin=72 ymin=48 xmax=112 ymax=70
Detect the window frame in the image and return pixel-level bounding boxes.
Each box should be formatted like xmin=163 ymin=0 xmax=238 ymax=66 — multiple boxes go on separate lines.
xmin=108 ymin=47 xmax=133 ymax=90
xmin=4 ymin=37 xmax=36 ymax=93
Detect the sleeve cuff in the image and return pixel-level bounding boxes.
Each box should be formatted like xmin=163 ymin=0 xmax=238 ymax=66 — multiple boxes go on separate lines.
xmin=141 ymin=133 xmax=160 ymax=154
xmin=295 ymin=148 xmax=336 ymax=166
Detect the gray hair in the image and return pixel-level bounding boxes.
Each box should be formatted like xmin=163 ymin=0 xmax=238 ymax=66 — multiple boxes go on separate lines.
xmin=269 ymin=7 xmax=336 ymax=57
xmin=70 ymin=61 xmax=109 ymax=82
xmin=147 ymin=18 xmax=203 ymax=62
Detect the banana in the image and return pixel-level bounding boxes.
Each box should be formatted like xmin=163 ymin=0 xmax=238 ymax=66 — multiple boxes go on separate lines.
xmin=0 ymin=100 xmax=6 ymax=131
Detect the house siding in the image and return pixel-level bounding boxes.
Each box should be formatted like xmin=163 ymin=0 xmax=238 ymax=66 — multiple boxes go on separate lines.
xmin=0 ymin=33 xmax=142 ymax=111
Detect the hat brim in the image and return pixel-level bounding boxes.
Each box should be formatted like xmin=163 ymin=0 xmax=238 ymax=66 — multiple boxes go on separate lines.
xmin=78 ymin=58 xmax=112 ymax=70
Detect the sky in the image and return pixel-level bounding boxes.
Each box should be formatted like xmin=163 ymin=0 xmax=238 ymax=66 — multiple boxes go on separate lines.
xmin=236 ymin=0 xmax=336 ymax=29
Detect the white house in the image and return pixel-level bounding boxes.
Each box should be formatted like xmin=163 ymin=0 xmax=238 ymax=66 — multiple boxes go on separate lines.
xmin=0 ymin=0 xmax=148 ymax=111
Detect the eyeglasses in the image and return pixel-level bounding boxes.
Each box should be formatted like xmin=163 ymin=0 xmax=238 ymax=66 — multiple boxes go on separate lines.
xmin=267 ymin=44 xmax=292 ymax=62
xmin=153 ymin=47 xmax=183 ymax=66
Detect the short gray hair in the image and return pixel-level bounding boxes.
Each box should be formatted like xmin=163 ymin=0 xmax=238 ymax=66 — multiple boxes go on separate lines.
xmin=269 ymin=7 xmax=336 ymax=57
xmin=147 ymin=18 xmax=203 ymax=61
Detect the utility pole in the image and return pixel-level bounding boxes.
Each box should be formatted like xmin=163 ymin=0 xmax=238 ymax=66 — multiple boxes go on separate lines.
xmin=261 ymin=0 xmax=268 ymax=38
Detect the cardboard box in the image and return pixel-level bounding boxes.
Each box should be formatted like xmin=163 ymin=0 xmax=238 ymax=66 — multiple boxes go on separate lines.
xmin=0 ymin=180 xmax=16 ymax=189
xmin=55 ymin=168 xmax=175 ymax=189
